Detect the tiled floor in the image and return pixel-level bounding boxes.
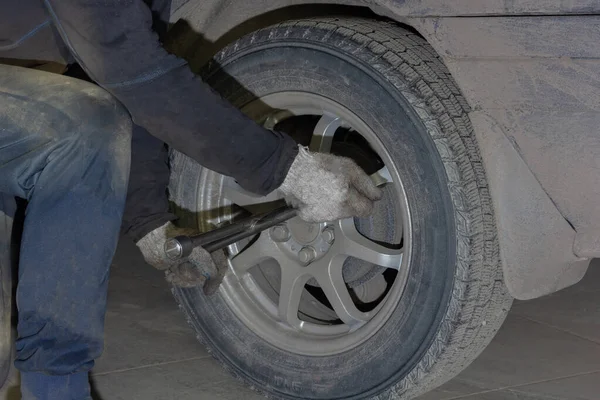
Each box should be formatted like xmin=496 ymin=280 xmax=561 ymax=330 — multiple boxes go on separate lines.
xmin=2 ymin=240 xmax=599 ymax=399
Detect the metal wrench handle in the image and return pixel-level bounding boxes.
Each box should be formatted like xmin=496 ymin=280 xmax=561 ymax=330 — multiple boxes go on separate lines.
xmin=164 ymin=205 xmax=298 ymax=260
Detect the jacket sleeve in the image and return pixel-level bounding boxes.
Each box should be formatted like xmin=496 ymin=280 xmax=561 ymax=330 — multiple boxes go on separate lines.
xmin=42 ymin=0 xmax=298 ymax=195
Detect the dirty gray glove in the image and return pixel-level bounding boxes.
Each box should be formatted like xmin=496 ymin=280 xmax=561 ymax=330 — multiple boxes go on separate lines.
xmin=278 ymin=146 xmax=383 ymax=222
xmin=136 ymin=222 xmax=226 ymax=294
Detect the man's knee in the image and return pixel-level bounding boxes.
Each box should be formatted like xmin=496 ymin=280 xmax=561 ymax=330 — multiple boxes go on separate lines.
xmin=1 ymin=66 xmax=133 ymax=200
xmin=32 ymin=78 xmax=134 ymax=197
xmin=62 ymin=79 xmax=132 ymax=144
xmin=1 ymin=65 xmax=132 ymax=148
xmin=53 ymin=83 xmax=133 ymax=194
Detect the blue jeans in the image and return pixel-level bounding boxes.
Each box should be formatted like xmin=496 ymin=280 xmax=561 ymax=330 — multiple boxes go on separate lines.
xmin=0 ymin=64 xmax=132 ymax=399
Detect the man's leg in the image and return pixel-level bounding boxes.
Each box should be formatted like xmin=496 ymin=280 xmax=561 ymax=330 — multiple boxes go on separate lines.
xmin=63 ymin=63 xmax=177 ymax=244
xmin=0 ymin=65 xmax=132 ymax=399
xmin=63 ymin=65 xmax=202 ymax=288
xmin=65 ymin=64 xmax=211 ymax=287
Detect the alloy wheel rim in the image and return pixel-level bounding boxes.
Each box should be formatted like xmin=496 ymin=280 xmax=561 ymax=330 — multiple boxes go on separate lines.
xmin=198 ymin=92 xmax=412 ymax=356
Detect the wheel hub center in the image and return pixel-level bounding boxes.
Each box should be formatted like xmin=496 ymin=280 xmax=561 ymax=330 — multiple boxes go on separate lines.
xmin=288 ymin=219 xmax=320 ymax=244
xmin=269 ymin=218 xmax=335 ymax=265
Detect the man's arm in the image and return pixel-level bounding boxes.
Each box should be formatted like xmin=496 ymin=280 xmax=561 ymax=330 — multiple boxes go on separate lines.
xmin=43 ymin=0 xmax=298 ymax=195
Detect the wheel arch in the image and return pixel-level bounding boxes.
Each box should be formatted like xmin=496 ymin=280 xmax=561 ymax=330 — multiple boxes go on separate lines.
xmin=167 ymin=2 xmax=417 ymax=67
xmin=167 ymin=1 xmax=592 ymax=300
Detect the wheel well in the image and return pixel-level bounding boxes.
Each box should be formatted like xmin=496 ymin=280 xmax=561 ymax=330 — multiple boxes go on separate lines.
xmin=207 ymin=4 xmax=422 ymax=43
xmin=166 ymin=3 xmax=422 ymax=68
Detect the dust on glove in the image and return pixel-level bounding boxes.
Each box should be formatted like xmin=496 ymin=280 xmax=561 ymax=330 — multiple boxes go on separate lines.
xmin=278 ymin=146 xmax=383 ymax=222
xmin=136 ymin=222 xmax=217 ymax=289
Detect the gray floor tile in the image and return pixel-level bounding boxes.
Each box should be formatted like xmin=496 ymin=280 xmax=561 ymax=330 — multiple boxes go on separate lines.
xmin=91 ymin=357 xmax=230 ymax=400
xmin=453 ymin=389 xmax=564 ymax=399
xmin=94 ymin=241 xmax=209 ymax=374
xmin=416 ymin=380 xmax=485 ymax=399
xmin=510 ymin=372 xmax=600 ymax=400
xmin=512 ymin=262 xmax=600 ymax=344
xmin=415 ymin=388 xmax=461 ymax=400
xmin=203 ymin=378 xmax=268 ymax=400
xmin=0 ymin=363 xmax=19 ymax=400
xmin=444 ymin=314 xmax=600 ymax=392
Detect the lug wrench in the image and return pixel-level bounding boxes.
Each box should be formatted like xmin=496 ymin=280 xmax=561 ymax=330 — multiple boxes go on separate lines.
xmin=164 ymin=169 xmax=389 ymax=260
xmin=164 ymin=205 xmax=298 ymax=260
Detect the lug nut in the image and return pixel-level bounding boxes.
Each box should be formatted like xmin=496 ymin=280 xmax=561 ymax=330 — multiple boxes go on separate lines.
xmin=298 ymin=246 xmax=317 ymax=264
xmin=322 ymin=227 xmax=335 ymax=244
xmin=164 ymin=238 xmax=183 ymax=260
xmin=270 ymin=224 xmax=291 ymax=242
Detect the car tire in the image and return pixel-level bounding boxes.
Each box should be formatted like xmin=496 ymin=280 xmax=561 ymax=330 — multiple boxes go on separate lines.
xmin=169 ymin=18 xmax=513 ymax=399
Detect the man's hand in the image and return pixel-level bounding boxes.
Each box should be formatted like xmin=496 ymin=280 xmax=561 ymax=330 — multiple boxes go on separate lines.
xmin=164 ymin=247 xmax=215 ymax=288
xmin=278 ymin=146 xmax=383 ymax=223
xmin=137 ymin=222 xmax=223 ymax=292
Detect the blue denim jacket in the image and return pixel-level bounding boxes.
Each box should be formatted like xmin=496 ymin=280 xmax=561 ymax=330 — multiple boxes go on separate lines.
xmin=0 ymin=0 xmax=298 ymax=195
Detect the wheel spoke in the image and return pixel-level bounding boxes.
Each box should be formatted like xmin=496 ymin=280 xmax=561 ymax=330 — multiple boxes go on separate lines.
xmin=313 ymin=256 xmax=370 ymax=329
xmin=278 ymin=270 xmax=310 ymax=329
xmin=309 ymin=113 xmax=342 ymax=153
xmin=337 ymin=219 xmax=403 ymax=269
xmin=222 ymin=178 xmax=282 ymax=207
xmin=229 ymin=233 xmax=278 ymax=277
xmin=370 ymin=165 xmax=393 ymax=187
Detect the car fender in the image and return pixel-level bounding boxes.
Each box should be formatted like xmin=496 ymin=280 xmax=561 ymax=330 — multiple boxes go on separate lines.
xmin=466 ymin=111 xmax=590 ymax=299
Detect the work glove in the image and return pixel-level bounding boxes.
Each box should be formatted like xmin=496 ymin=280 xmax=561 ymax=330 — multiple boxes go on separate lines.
xmin=278 ymin=146 xmax=383 ymax=222
xmin=136 ymin=222 xmax=227 ymax=294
